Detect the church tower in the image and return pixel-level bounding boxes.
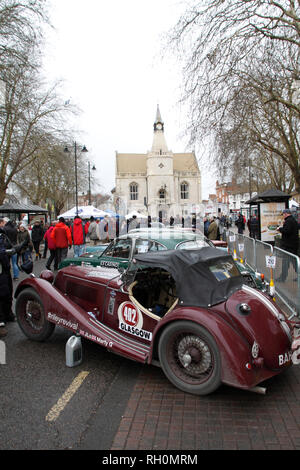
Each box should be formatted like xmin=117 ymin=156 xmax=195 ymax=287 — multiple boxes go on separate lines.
xmin=115 ymin=105 xmax=202 ymax=220
xmin=146 ymin=105 xmax=175 ymax=220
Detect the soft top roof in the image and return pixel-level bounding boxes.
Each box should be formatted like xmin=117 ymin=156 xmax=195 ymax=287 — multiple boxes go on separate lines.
xmin=133 ymin=246 xmax=244 ymax=307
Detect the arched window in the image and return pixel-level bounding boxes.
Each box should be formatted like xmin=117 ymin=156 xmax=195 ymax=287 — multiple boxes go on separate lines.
xmin=180 ymin=182 xmax=189 ymax=200
xmin=130 ymin=183 xmax=138 ymax=200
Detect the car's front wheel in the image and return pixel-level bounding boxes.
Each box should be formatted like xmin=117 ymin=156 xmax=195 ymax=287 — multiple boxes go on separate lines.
xmin=158 ymin=321 xmax=221 ymax=395
xmin=16 ymin=288 xmax=55 ymax=341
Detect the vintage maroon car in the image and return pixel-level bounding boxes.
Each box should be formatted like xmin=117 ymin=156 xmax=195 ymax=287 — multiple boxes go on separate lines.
xmin=14 ymin=246 xmax=300 ymax=395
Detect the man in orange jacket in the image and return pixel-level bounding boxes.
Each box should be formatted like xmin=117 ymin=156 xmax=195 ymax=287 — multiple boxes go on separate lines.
xmin=51 ymin=217 xmax=72 ymax=267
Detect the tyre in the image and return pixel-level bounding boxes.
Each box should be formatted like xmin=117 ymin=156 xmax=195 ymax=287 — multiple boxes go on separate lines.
xmin=16 ymin=288 xmax=55 ymax=341
xmin=158 ymin=321 xmax=221 ymax=395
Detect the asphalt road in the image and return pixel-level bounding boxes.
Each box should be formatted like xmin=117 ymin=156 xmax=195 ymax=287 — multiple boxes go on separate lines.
xmin=1 ymin=245 xmax=299 ymax=453
xmin=0 ymin=252 xmax=142 ymax=450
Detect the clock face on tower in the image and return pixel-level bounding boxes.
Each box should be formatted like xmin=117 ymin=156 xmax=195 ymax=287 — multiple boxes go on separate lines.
xmin=156 ymin=123 xmax=163 ymax=130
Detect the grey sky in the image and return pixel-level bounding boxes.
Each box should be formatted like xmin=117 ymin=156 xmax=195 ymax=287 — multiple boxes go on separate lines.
xmin=43 ymin=0 xmax=216 ymax=199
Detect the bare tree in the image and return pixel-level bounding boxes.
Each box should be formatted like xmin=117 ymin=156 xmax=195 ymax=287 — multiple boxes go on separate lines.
xmin=0 ymin=0 xmax=82 ymax=205
xmin=168 ymin=0 xmax=300 ymax=191
xmin=0 ymin=0 xmax=48 ymax=69
xmin=0 ymin=58 xmax=77 ymax=204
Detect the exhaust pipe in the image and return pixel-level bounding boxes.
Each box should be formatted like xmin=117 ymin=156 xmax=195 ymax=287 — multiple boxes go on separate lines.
xmin=248 ymin=386 xmax=267 ymax=395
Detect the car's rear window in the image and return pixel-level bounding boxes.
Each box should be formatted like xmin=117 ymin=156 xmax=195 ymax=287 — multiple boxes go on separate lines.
xmin=209 ymin=260 xmax=240 ymax=281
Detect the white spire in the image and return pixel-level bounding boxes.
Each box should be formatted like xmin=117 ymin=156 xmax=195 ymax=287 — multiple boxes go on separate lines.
xmin=151 ymin=105 xmax=168 ymax=153
xmin=155 ymin=104 xmax=163 ymax=124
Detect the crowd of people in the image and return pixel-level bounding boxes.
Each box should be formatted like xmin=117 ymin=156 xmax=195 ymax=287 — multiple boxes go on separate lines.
xmin=203 ymin=212 xmax=262 ymax=240
xmin=203 ymin=214 xmax=232 ymax=240
xmin=0 ymin=214 xmax=110 ymax=338
xmin=0 ymin=207 xmax=298 ymax=338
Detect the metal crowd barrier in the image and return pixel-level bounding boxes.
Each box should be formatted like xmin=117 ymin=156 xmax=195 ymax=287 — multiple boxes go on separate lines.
xmin=225 ymin=231 xmax=300 ymax=318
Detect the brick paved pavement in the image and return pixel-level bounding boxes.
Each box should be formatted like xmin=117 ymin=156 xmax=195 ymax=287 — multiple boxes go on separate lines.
xmin=111 ymin=362 xmax=300 ymax=450
xmin=18 ymin=244 xmax=300 ymax=451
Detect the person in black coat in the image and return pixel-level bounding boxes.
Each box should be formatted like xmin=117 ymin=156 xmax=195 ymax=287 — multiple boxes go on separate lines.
xmin=0 ymin=220 xmax=14 ymax=337
xmin=277 ymin=209 xmax=299 ymax=255
xmin=31 ymin=221 xmax=44 ymax=260
xmin=3 ymin=219 xmax=19 ymax=279
xmin=235 ymin=213 xmax=245 ymax=234
xmin=276 ymin=209 xmax=299 ymax=282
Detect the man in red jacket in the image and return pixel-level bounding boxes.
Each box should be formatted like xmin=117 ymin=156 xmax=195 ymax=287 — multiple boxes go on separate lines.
xmin=51 ymin=217 xmax=72 ymax=267
xmin=44 ymin=221 xmax=58 ymax=270
xmin=71 ymin=216 xmax=86 ymax=257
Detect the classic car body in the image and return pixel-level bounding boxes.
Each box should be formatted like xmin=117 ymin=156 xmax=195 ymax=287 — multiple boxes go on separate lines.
xmin=15 ymin=246 xmax=299 ymax=395
xmin=61 ymin=229 xmax=265 ymax=291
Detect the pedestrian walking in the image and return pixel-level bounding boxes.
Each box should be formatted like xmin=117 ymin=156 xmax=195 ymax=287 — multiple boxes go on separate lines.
xmin=3 ymin=218 xmax=19 ymax=280
xmin=31 ymin=220 xmax=44 ymax=260
xmin=71 ymin=216 xmax=86 ymax=257
xmin=42 ymin=223 xmax=49 ymax=258
xmin=44 ymin=221 xmax=58 ymax=270
xmin=207 ymin=216 xmax=218 ymax=240
xmin=84 ymin=220 xmax=90 ymax=242
xmin=98 ymin=216 xmax=110 ymax=243
xmin=235 ymin=213 xmax=245 ymax=234
xmin=204 ymin=216 xmax=210 ymax=237
xmin=88 ymin=216 xmax=99 ymax=245
xmin=50 ymin=217 xmax=72 ymax=267
xmin=17 ymin=224 xmax=33 ymax=264
xmin=249 ymin=214 xmax=259 ymax=239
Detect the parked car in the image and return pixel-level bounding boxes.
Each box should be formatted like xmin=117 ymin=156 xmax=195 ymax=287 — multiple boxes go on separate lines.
xmin=63 ymin=229 xmax=266 ymax=291
xmin=14 ymin=247 xmax=299 ymax=395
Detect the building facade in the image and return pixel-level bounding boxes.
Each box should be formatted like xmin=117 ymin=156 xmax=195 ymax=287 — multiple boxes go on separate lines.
xmin=216 ymin=179 xmax=257 ymax=215
xmin=114 ymin=106 xmax=202 ymax=221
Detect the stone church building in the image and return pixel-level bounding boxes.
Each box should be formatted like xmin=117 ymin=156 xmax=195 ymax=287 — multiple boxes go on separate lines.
xmin=114 ymin=106 xmax=202 ymax=221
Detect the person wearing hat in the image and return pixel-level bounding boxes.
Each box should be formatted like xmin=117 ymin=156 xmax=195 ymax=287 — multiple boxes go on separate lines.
xmin=276 ymin=209 xmax=299 ymax=282
xmin=277 ymin=209 xmax=299 ymax=255
xmin=17 ymin=223 xmax=33 ymax=264
xmin=87 ymin=216 xmax=99 ymax=245
xmin=207 ymin=216 xmax=218 ymax=240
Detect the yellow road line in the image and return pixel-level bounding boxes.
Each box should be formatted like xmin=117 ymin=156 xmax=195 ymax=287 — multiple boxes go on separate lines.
xmin=46 ymin=371 xmax=89 ymax=422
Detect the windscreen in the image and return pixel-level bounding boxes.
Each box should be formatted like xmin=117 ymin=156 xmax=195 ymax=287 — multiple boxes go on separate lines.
xmin=177 ymin=239 xmax=209 ymax=250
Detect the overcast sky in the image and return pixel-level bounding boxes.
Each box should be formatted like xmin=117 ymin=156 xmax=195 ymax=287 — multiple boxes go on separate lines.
xmin=43 ymin=0 xmax=216 ymax=199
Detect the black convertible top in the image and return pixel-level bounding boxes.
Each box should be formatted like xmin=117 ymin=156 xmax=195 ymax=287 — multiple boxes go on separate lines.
xmin=133 ymin=246 xmax=244 ymax=307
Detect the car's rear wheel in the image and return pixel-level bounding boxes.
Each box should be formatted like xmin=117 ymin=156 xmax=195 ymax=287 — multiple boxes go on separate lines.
xmin=16 ymin=288 xmax=55 ymax=341
xmin=158 ymin=321 xmax=221 ymax=395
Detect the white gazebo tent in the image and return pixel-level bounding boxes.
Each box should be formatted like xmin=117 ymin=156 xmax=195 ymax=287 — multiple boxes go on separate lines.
xmin=59 ymin=205 xmax=110 ymax=219
xmin=125 ymin=210 xmax=147 ymax=220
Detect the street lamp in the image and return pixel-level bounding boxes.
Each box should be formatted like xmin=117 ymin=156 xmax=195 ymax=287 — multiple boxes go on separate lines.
xmin=88 ymin=162 xmax=96 ymax=205
xmin=64 ymin=142 xmax=88 ymax=215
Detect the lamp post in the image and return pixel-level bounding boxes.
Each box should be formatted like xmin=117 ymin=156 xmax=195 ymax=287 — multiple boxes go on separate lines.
xmin=64 ymin=142 xmax=88 ymax=215
xmin=88 ymin=162 xmax=96 ymax=205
